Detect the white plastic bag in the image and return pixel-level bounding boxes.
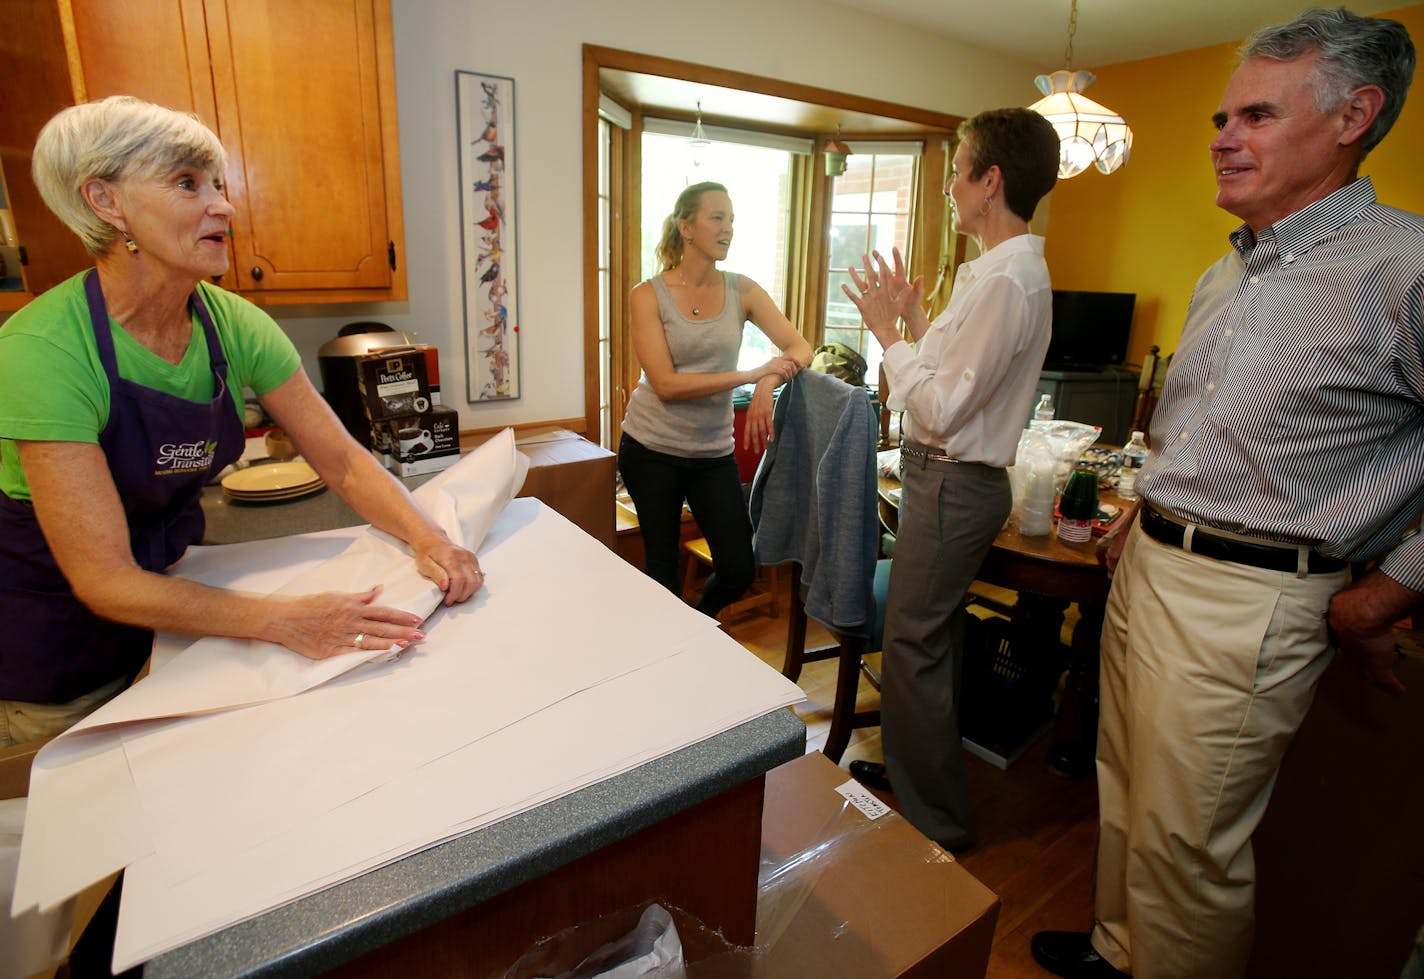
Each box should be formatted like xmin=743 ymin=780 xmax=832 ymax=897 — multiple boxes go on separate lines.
xmin=538 ymin=903 xmax=687 ymax=979
xmin=1008 ymin=421 xmax=1100 ymax=533
xmin=1026 ymin=419 xmax=1101 ymax=490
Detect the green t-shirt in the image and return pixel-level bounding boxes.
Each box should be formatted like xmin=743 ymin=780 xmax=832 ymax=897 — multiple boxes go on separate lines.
xmin=0 ymin=270 xmax=301 ymax=501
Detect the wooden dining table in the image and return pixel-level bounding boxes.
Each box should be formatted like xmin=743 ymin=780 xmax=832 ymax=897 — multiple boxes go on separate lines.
xmin=878 ymin=474 xmax=1125 ymax=776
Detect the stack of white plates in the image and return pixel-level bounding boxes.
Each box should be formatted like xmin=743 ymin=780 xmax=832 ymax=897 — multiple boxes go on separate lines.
xmin=221 ymin=461 xmax=325 ymax=502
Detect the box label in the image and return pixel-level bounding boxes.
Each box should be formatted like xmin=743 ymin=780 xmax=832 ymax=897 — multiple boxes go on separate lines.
xmin=835 ymin=780 xmax=891 ymax=820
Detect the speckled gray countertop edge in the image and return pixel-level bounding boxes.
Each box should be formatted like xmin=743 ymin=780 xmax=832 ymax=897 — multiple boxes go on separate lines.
xmin=144 ymin=708 xmax=805 ymax=978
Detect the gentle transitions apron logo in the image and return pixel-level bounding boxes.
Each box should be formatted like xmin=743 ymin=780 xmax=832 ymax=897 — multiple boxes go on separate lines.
xmin=155 ymin=439 xmax=219 ymax=476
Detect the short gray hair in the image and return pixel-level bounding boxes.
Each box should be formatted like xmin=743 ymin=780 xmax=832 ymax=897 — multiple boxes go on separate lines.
xmin=32 ymin=96 xmax=227 ymax=256
xmin=1241 ymin=7 xmax=1416 ymax=154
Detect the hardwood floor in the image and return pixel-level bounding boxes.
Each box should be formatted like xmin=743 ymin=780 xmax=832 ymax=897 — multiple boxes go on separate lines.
xmin=719 ymin=592 xmax=1099 ymax=979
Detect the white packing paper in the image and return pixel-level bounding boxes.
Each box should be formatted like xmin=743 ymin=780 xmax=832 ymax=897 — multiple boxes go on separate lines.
xmin=0 ymin=798 xmax=73 ymax=979
xmin=11 ymin=428 xmax=806 ymax=974
xmin=14 ymin=429 xmax=527 ymax=914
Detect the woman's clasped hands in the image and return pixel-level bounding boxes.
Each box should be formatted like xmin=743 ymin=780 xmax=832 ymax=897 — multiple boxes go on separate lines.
xmin=842 ymin=248 xmax=924 ymax=343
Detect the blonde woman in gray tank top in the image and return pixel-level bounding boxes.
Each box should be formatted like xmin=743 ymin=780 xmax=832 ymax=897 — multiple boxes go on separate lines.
xmin=619 ymin=182 xmax=811 ymax=615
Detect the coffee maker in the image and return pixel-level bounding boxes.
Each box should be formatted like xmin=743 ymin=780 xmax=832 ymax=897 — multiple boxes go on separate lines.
xmin=317 ymin=323 xmax=414 ymax=448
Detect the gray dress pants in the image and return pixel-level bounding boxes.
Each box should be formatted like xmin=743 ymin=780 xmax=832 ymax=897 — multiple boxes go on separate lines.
xmin=880 ymin=455 xmax=1010 ymax=846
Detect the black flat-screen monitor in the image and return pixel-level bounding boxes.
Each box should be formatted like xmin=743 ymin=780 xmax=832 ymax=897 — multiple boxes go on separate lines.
xmin=1045 ymin=290 xmax=1136 ymax=370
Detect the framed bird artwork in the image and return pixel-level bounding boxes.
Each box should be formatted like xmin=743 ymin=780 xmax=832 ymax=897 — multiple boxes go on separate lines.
xmin=456 ymin=70 xmax=521 ymax=401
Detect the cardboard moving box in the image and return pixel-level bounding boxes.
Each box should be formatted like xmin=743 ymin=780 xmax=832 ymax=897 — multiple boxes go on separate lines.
xmin=515 ymin=429 xmax=616 ymax=548
xmin=496 ymin=751 xmax=1000 ymax=978
xmin=0 ymin=737 xmax=42 ymax=803
xmin=754 ymin=752 xmax=1000 ymax=977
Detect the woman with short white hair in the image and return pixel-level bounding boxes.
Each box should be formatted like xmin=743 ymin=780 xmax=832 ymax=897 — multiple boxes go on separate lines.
xmin=0 ymin=96 xmax=483 ymax=745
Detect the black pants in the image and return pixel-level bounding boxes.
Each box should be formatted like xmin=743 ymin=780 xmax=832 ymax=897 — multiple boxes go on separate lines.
xmin=618 ymin=434 xmax=754 ymax=617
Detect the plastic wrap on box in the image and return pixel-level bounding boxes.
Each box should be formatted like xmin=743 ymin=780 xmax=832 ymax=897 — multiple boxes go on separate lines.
xmin=495 ymin=754 xmax=997 ymax=979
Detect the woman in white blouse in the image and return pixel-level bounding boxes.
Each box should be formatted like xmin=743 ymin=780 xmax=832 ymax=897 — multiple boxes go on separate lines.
xmin=840 ymin=108 xmax=1061 ymax=852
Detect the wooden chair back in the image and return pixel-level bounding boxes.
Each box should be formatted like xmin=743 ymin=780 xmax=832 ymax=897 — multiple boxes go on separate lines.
xmin=1129 ymin=345 xmax=1173 ymax=444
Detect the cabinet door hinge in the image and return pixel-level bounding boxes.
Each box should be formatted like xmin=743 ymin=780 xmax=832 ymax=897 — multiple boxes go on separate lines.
xmin=18 ymin=246 xmax=28 ymax=266
xmin=388 ymin=241 xmax=397 ymax=271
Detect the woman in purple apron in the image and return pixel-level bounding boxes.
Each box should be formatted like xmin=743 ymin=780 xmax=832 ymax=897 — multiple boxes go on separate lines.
xmin=0 ymin=97 xmax=484 ymax=745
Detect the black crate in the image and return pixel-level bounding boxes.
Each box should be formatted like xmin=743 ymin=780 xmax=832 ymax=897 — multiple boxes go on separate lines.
xmin=960 ymin=611 xmax=1060 ymax=757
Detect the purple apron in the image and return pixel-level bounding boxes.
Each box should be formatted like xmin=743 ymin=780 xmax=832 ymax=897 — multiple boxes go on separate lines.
xmin=0 ymin=272 xmax=245 ymax=702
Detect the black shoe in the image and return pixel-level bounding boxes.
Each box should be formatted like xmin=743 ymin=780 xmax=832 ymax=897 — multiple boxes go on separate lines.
xmin=936 ymin=834 xmax=975 ymax=855
xmin=848 ymin=759 xmax=893 ymax=792
xmin=1030 ymin=931 xmax=1128 ymax=979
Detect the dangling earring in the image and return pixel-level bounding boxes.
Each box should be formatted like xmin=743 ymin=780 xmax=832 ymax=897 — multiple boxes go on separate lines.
xmin=979 ymin=196 xmax=994 ymax=218
xmin=123 ymin=233 xmax=139 ymax=254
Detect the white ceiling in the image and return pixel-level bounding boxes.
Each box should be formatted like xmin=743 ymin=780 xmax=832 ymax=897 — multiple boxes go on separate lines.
xmin=832 ymin=0 xmax=1406 ymax=68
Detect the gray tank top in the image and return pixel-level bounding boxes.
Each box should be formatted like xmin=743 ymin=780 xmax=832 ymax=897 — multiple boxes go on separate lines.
xmin=621 ymin=272 xmax=746 ymax=458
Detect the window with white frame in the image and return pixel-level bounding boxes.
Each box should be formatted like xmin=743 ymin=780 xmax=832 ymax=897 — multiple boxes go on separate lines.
xmin=823 ymin=144 xmax=920 ymax=385
xmin=640 ymin=123 xmax=807 ymax=371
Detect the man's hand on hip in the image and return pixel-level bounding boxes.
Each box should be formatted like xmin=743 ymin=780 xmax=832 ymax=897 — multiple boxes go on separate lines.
xmin=1327 ymin=570 xmax=1421 ymax=696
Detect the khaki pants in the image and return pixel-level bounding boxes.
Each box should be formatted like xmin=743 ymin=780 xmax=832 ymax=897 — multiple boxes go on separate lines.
xmin=1091 ymin=523 xmax=1347 ymax=979
xmin=0 ymin=676 xmax=127 ymax=748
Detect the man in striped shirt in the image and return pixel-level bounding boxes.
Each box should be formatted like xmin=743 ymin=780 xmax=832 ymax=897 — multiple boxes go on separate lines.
xmin=1034 ymin=9 xmax=1421 ymax=979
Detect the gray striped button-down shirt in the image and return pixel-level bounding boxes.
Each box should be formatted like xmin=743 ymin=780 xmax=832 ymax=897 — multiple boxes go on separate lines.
xmin=1142 ymin=177 xmax=1424 ymax=591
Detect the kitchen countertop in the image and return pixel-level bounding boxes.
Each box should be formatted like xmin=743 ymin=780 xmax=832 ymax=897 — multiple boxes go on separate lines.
xmin=200 ymin=477 xmax=432 ymax=545
xmin=146 ymin=707 xmax=805 ymax=978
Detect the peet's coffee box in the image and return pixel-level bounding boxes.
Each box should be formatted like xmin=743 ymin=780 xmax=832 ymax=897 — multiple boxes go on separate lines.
xmin=372 ymin=405 xmax=460 ymax=477
xmin=358 ymin=348 xmax=433 ymax=423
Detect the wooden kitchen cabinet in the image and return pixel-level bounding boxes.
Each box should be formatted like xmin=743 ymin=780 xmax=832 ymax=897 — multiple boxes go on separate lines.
xmin=0 ymin=0 xmax=95 ymax=304
xmin=1 ymin=0 xmax=406 ymax=305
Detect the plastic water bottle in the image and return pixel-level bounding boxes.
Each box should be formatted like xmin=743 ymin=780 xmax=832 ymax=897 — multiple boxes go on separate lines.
xmin=1033 ymin=393 xmax=1054 ymax=422
xmin=1117 ymin=431 xmax=1149 ymax=501
xmin=1017 ymin=461 xmax=1056 ymax=536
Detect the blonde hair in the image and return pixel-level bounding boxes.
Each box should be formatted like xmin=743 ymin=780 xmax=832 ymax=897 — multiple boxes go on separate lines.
xmin=32 ymin=96 xmax=227 ymax=256
xmin=653 ymin=181 xmax=727 ymax=273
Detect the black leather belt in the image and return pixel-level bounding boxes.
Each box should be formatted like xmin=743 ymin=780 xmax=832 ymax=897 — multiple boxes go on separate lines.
xmin=1140 ymin=503 xmax=1346 ymax=575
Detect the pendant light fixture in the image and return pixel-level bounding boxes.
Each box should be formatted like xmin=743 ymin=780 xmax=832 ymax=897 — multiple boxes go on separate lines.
xmin=823 ymin=125 xmax=852 ymax=177
xmin=1028 ymin=0 xmax=1133 ymax=178
xmin=688 ymin=100 xmax=710 ymax=167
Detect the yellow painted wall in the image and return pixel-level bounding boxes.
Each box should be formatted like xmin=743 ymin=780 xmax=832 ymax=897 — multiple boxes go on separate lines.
xmin=1043 ymin=4 xmax=1424 ymax=367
